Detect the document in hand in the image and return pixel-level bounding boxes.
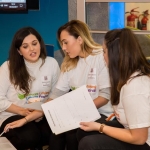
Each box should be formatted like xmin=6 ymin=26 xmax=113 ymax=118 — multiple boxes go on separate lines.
xmin=41 ymin=85 xmax=101 ymax=135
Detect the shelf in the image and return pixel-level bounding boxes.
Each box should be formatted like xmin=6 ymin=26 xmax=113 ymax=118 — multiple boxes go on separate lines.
xmin=77 ymin=0 xmax=150 ymax=34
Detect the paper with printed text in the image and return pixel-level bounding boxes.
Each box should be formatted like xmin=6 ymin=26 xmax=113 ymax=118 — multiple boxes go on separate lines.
xmin=42 ymin=85 xmax=101 ymax=134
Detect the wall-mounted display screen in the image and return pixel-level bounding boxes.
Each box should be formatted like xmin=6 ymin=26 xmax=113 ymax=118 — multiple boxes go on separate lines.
xmin=0 ymin=0 xmax=27 ymax=12
xmin=27 ymin=0 xmax=39 ymax=10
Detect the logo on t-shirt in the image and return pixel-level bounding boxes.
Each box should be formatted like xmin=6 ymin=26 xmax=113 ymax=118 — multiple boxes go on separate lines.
xmin=87 ymin=68 xmax=97 ymax=94
xmin=18 ymin=92 xmax=50 ymax=103
xmin=44 ymin=76 xmax=48 ymax=80
xmin=41 ymin=75 xmax=51 ymax=87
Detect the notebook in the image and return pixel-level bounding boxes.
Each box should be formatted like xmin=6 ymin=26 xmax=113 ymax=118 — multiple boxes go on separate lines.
xmin=0 ymin=137 xmax=16 ymax=150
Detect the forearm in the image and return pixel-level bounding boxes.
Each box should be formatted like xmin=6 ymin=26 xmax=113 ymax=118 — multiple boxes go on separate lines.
xmin=97 ymin=123 xmax=148 ymax=145
xmin=6 ymin=103 xmax=25 ymax=115
xmin=93 ymin=96 xmax=108 ymax=108
xmin=24 ymin=110 xmax=44 ymax=122
xmin=93 ymin=88 xmax=110 ymax=108
xmin=104 ymin=125 xmax=148 ymax=144
xmin=3 ymin=110 xmax=44 ymax=131
xmin=80 ymin=121 xmax=148 ymax=145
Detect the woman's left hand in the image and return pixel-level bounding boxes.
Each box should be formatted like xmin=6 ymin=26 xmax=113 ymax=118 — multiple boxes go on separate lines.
xmin=80 ymin=121 xmax=100 ymax=132
xmin=4 ymin=118 xmax=27 ymax=132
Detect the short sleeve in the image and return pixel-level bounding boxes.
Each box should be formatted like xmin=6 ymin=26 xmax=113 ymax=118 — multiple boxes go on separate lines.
xmin=121 ymin=76 xmax=150 ymax=129
xmin=55 ymin=72 xmax=70 ymax=92
xmin=0 ymin=62 xmax=12 ymax=111
xmin=48 ymin=58 xmax=60 ymax=98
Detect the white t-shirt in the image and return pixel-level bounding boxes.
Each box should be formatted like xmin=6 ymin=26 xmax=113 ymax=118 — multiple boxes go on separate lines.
xmin=113 ymin=71 xmax=150 ymax=146
xmin=0 ymin=57 xmax=60 ymax=126
xmin=53 ymin=50 xmax=113 ymax=117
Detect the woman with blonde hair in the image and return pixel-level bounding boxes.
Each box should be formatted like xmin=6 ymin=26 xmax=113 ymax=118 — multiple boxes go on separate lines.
xmin=49 ymin=20 xmax=114 ymax=150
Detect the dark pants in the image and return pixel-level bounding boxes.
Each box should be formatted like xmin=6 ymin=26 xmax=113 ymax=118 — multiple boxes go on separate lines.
xmin=77 ymin=115 xmax=150 ymax=150
xmin=0 ymin=115 xmax=51 ymax=150
xmin=78 ymin=134 xmax=150 ymax=150
xmin=49 ymin=129 xmax=78 ymax=150
xmin=48 ymin=89 xmax=78 ymax=150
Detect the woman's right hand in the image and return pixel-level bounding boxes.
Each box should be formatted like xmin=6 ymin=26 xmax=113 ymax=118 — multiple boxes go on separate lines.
xmin=6 ymin=104 xmax=34 ymax=116
xmin=18 ymin=108 xmax=34 ymax=116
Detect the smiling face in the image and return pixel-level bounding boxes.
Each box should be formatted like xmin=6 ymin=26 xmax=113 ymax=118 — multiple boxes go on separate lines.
xmin=60 ymin=30 xmax=84 ymax=58
xmin=18 ymin=34 xmax=41 ymax=63
xmin=102 ymin=41 xmax=109 ymax=66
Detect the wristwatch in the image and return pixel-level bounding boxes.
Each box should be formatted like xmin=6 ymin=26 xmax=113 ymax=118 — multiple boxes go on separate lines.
xmin=99 ymin=124 xmax=105 ymax=133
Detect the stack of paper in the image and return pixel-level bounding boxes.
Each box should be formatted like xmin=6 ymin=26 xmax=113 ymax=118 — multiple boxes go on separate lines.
xmin=42 ymin=85 xmax=101 ymax=134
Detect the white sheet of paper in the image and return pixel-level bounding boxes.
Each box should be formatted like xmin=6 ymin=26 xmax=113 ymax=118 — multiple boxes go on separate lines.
xmin=23 ymin=102 xmax=43 ymax=111
xmin=42 ymin=85 xmax=101 ymax=134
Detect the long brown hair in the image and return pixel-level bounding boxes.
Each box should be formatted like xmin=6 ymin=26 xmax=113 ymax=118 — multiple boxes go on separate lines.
xmin=8 ymin=27 xmax=46 ymax=95
xmin=105 ymin=28 xmax=150 ymax=105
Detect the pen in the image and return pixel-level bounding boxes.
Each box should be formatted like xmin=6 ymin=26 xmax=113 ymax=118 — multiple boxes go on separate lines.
xmin=0 ymin=130 xmax=5 ymax=137
xmin=106 ymin=113 xmax=115 ymax=121
xmin=0 ymin=126 xmax=10 ymax=136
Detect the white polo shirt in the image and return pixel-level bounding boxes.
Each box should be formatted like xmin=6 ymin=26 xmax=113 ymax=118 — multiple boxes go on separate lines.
xmin=113 ymin=71 xmax=150 ymax=146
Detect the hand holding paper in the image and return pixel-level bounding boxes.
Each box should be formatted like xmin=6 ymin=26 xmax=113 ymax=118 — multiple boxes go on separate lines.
xmin=42 ymin=85 xmax=101 ymax=134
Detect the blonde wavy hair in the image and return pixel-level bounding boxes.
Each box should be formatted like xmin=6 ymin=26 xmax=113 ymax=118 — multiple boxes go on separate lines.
xmin=57 ymin=20 xmax=102 ymax=72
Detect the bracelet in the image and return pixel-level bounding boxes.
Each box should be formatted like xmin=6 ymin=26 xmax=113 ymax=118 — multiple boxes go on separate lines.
xmin=24 ymin=117 xmax=28 ymax=123
xmin=99 ymin=124 xmax=105 ymax=133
